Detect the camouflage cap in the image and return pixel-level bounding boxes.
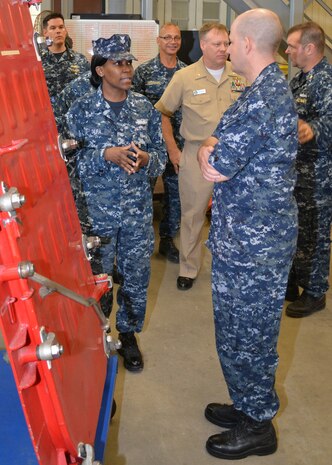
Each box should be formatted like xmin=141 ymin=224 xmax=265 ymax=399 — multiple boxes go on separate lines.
xmin=92 ymin=34 xmax=137 ymax=61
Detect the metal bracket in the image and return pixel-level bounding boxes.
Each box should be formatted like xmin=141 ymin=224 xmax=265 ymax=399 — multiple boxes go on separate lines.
xmin=2 ymin=260 xmax=115 ymax=355
xmin=104 ymin=329 xmax=121 ymax=356
xmin=1 ymin=259 xmax=109 ymax=330
xmin=38 ymin=327 xmax=64 ymax=369
xmin=77 ymin=443 xmax=102 ymax=465
xmin=29 ymin=271 xmax=110 ymax=331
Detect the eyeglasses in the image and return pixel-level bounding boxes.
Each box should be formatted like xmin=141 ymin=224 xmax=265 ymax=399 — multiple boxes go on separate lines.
xmin=159 ymin=35 xmax=181 ymax=42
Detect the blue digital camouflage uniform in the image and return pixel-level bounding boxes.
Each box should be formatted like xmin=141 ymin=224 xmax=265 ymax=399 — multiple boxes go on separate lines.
xmin=66 ymin=87 xmax=166 ymax=332
xmin=289 ymin=57 xmax=332 ymax=297
xmin=53 ymin=70 xmax=94 ymax=136
xmin=132 ymin=54 xmax=186 ymax=238
xmin=40 ymin=46 xmax=90 ymax=106
xmin=207 ymin=63 xmax=298 ymax=421
xmin=53 ymin=71 xmax=96 ymax=235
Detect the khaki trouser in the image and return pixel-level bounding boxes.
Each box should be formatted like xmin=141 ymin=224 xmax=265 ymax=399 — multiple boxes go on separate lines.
xmin=178 ymin=140 xmax=214 ymax=278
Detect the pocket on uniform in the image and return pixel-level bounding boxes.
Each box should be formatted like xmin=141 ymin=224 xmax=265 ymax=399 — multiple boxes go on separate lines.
xmin=189 ymin=94 xmax=212 ymax=105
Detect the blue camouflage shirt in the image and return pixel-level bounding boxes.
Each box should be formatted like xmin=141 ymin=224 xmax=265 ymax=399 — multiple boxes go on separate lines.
xmin=53 ymin=70 xmax=94 ymax=135
xmin=40 ymin=47 xmax=90 ymax=102
xmin=132 ymin=54 xmax=187 ymax=149
xmin=289 ymin=57 xmax=332 ymax=199
xmin=66 ymin=87 xmax=167 ymax=236
xmin=207 ymin=63 xmax=298 ymax=265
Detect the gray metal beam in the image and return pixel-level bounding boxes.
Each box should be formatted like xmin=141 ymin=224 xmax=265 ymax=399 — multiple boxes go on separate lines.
xmin=141 ymin=0 xmax=153 ymax=19
xmin=222 ymin=0 xmax=254 ymax=16
xmin=288 ymin=0 xmax=305 ymax=78
xmin=223 ymin=0 xmax=294 ymax=32
xmin=222 ymin=0 xmax=292 ymax=60
xmin=252 ymin=0 xmax=291 ymax=28
xmin=289 ymin=0 xmax=304 ymax=26
xmin=226 ymin=4 xmax=232 ymax=30
xmin=61 ymin=0 xmax=73 ymax=19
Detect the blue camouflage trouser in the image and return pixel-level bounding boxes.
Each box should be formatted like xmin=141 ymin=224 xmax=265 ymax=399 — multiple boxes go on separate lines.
xmin=291 ymin=187 xmax=332 ymax=297
xmin=151 ymin=161 xmax=181 ymax=238
xmin=90 ymin=223 xmax=154 ymax=333
xmin=211 ymin=255 xmax=291 ymax=421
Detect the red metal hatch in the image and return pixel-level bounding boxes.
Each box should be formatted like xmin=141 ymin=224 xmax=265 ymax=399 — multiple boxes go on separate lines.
xmin=0 ymin=1 xmax=114 ymax=464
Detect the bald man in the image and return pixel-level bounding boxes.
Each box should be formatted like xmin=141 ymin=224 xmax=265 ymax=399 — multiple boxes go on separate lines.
xmin=197 ymin=9 xmax=298 ymax=459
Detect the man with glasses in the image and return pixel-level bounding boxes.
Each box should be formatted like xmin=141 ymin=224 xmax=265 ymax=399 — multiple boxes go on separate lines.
xmin=155 ymin=23 xmax=245 ymax=290
xmin=132 ymin=23 xmax=187 ymax=264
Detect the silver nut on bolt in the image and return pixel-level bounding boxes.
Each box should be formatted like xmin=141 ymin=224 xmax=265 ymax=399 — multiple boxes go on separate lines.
xmin=62 ymin=139 xmax=79 ymax=152
xmin=86 ymin=236 xmax=101 ymax=250
xmin=0 ymin=189 xmax=25 ymax=212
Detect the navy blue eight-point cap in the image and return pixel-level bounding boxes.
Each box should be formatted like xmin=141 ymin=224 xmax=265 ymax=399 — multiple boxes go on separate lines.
xmin=92 ymin=34 xmax=137 ymax=61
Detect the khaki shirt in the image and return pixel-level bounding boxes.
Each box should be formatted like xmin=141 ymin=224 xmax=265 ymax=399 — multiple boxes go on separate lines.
xmin=155 ymin=58 xmax=244 ymax=143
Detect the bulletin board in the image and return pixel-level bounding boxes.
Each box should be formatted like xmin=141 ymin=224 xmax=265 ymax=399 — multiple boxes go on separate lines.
xmin=65 ymin=19 xmax=159 ymax=68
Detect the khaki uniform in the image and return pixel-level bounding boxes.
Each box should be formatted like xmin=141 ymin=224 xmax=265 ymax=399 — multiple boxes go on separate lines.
xmin=155 ymin=58 xmax=243 ymax=278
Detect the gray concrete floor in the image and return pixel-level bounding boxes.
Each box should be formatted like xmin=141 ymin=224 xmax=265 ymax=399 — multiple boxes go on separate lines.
xmin=105 ymin=210 xmax=332 ymax=465
xmin=1 ymin=211 xmax=331 ymax=465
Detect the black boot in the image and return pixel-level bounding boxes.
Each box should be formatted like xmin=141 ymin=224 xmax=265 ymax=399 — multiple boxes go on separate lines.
xmin=286 ymin=291 xmax=326 ymax=318
xmin=177 ymin=276 xmax=194 ymax=291
xmin=159 ymin=237 xmax=179 ymax=263
xmin=206 ymin=414 xmax=277 ymax=460
xmin=205 ymin=403 xmax=244 ymax=428
xmin=117 ymin=332 xmax=144 ymax=372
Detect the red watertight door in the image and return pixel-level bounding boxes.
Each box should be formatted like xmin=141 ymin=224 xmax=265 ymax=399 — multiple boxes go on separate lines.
xmin=0 ymin=2 xmax=112 ymax=464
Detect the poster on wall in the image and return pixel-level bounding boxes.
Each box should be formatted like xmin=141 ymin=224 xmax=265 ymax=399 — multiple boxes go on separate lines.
xmin=65 ymin=19 xmax=159 ymax=67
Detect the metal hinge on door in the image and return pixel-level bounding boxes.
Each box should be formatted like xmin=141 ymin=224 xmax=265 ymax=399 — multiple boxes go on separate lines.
xmin=0 ymin=260 xmax=120 ymax=356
